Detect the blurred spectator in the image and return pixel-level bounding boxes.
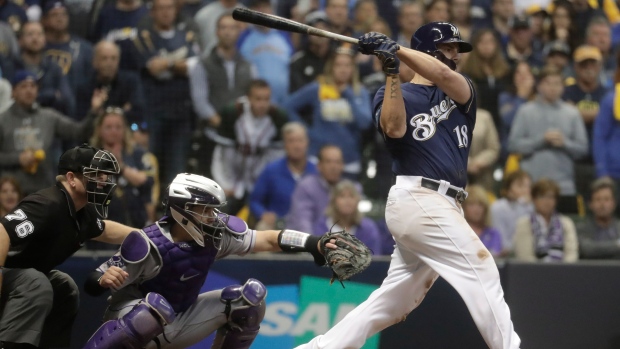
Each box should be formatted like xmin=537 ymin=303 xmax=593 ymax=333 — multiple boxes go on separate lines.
xmin=0 ymin=0 xmax=28 ymax=33
xmin=395 ymin=0 xmax=424 ymax=48
xmin=42 ymin=1 xmax=94 ymax=96
xmin=468 ymin=108 xmax=500 ymax=192
xmin=460 ymin=28 xmax=510 ymax=137
xmin=0 ymin=76 xmax=10 ymax=113
xmin=0 ymin=71 xmax=105 ymax=195
xmin=314 ymin=179 xmax=382 ymax=254
xmin=351 ymin=0 xmax=378 ymax=34
xmin=324 ymin=0 xmax=354 ymax=37
xmin=508 ymin=66 xmax=588 ymax=195
xmin=250 ymin=122 xmax=317 ymax=230
xmin=593 ymin=59 xmax=620 ymax=212
xmin=357 ymin=17 xmax=392 ymax=80
xmin=451 ymin=0 xmax=473 ymax=41
xmin=75 ymin=41 xmax=145 ymax=124
xmin=238 ymin=0 xmax=293 ymax=106
xmin=472 ymin=0 xmax=515 ymax=46
xmin=585 ymin=17 xmax=616 ymax=88
xmin=131 ymin=0 xmax=195 ymax=186
xmin=423 ymin=0 xmax=450 ymax=23
xmin=0 ymin=21 xmax=18 ymax=59
xmin=189 ymin=11 xmax=256 ymax=128
xmin=525 ymin=5 xmax=548 ymax=49
xmin=491 ymin=170 xmax=533 ymax=254
xmin=91 ymin=0 xmax=148 ymax=71
xmin=498 ymin=61 xmax=535 ymax=143
xmin=89 ymin=107 xmax=154 ymax=227
xmin=577 ymin=177 xmax=620 ymax=259
xmin=194 ymin=0 xmax=243 ymax=55
xmin=287 ymin=145 xmax=357 ymax=234
xmin=1 ymin=21 xmax=75 ymax=115
xmin=0 ymin=176 xmax=22 ymax=217
xmin=514 ymin=178 xmax=579 ymax=262
xmin=64 ymin=0 xmax=97 ymax=36
xmin=131 ymin=121 xmax=159 ymax=223
xmin=138 ymin=0 xmax=199 ymax=34
xmin=464 ymin=185 xmax=503 ymax=257
xmin=563 ymin=45 xmax=607 ymax=197
xmin=286 ymin=47 xmax=372 ymax=178
xmin=572 ymin=0 xmax=613 ymax=46
xmin=289 ymin=11 xmax=332 ymax=94
xmin=504 ymin=15 xmax=544 ymax=71
xmin=542 ymin=40 xmax=572 ymax=77
xmin=211 ymin=80 xmax=288 ymax=214
xmin=181 ymin=0 xmax=208 ymax=18
xmin=547 ymin=1 xmax=579 ymax=52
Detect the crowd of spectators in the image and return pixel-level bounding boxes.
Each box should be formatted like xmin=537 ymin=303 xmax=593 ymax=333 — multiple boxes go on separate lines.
xmin=0 ymin=0 xmax=619 ymax=260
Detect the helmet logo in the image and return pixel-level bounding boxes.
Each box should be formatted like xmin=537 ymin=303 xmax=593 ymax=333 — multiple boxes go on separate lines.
xmin=450 ymin=24 xmax=460 ymax=38
xmin=431 ymin=28 xmax=443 ymax=41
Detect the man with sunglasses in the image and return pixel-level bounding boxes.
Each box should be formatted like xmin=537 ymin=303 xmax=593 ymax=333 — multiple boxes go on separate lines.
xmin=0 ymin=144 xmax=137 ymax=349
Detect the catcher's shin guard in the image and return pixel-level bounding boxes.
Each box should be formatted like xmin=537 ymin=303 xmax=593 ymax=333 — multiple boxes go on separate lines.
xmin=83 ymin=293 xmax=176 ymax=349
xmin=211 ymin=279 xmax=267 ymax=349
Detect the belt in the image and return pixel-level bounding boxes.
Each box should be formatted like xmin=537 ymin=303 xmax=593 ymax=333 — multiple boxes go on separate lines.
xmin=420 ymin=178 xmax=468 ymax=203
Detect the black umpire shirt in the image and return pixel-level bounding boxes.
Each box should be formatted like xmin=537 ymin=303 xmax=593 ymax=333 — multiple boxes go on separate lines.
xmin=1 ymin=182 xmax=105 ymax=274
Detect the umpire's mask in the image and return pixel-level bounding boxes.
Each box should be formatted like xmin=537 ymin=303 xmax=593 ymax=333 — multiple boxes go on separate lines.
xmin=82 ymin=150 xmax=120 ymax=218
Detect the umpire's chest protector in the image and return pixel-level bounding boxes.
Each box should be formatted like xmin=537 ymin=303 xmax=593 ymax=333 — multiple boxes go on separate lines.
xmin=139 ymin=223 xmax=218 ymax=313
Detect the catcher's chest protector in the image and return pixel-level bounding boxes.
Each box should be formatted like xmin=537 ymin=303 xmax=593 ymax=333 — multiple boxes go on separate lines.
xmin=140 ymin=223 xmax=218 ymax=313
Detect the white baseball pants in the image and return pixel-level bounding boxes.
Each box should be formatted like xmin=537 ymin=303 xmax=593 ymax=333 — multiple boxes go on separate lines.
xmin=294 ymin=176 xmax=521 ymax=349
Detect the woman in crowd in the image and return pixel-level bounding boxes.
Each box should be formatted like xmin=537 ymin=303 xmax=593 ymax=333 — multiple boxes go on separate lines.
xmin=547 ymin=0 xmax=579 ymax=52
xmin=90 ymin=107 xmax=155 ymax=229
xmin=514 ymin=178 xmax=579 ymax=262
xmin=468 ymin=108 xmax=501 ymax=193
xmin=0 ymin=176 xmax=22 ymax=217
xmin=423 ymin=0 xmax=450 ymax=23
xmin=464 ymin=185 xmax=503 ymax=257
xmin=460 ymin=28 xmax=510 ymax=138
xmin=313 ymin=180 xmax=382 ymax=254
xmin=491 ymin=170 xmax=534 ymax=254
xmin=285 ymin=47 xmax=372 ymax=179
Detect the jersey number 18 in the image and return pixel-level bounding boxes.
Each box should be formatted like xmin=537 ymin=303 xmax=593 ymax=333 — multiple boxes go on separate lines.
xmin=453 ymin=125 xmax=469 ymax=148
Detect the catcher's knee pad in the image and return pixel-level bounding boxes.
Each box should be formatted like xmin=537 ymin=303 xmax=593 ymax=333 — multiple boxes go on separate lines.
xmin=211 ymin=278 xmax=267 ymax=349
xmin=83 ymin=292 xmax=176 ymax=349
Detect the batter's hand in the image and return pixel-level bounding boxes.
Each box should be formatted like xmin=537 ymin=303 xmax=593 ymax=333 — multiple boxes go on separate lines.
xmin=357 ymin=32 xmax=391 ymax=55
xmin=374 ymin=40 xmax=400 ymax=76
xmin=99 ymin=266 xmax=129 ymax=289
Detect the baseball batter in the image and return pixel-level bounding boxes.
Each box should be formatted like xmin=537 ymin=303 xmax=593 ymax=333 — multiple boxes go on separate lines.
xmin=295 ymin=24 xmax=521 ymax=349
xmin=82 ymin=173 xmax=340 ymax=349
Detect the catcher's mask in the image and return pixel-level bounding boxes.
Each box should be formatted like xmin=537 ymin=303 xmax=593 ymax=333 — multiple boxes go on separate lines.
xmin=58 ymin=145 xmax=120 ymax=218
xmin=163 ymin=173 xmax=228 ymax=248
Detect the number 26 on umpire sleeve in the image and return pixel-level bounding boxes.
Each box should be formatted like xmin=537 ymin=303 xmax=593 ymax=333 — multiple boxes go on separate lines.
xmin=453 ymin=125 xmax=469 ymax=148
xmin=5 ymin=209 xmax=35 ymax=238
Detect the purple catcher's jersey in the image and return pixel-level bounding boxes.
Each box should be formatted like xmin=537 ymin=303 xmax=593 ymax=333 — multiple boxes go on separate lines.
xmin=372 ymin=77 xmax=476 ymax=188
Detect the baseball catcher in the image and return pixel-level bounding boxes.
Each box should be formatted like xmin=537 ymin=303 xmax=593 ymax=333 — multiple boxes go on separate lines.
xmin=82 ymin=173 xmax=372 ymax=349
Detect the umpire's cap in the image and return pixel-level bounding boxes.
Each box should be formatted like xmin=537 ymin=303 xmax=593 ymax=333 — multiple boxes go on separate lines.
xmin=58 ymin=144 xmax=119 ymax=175
xmin=411 ymin=22 xmax=473 ymax=54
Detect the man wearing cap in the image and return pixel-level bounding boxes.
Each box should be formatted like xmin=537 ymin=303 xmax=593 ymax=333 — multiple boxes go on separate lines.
xmin=289 ymin=11 xmax=333 ymax=93
xmin=563 ymin=45 xmax=608 ymax=196
xmin=0 ymin=144 xmax=135 ymax=349
xmin=0 ymin=0 xmax=27 ymax=34
xmin=42 ymin=0 xmax=94 ymax=97
xmin=0 ymin=71 xmax=106 ymax=195
xmin=543 ymin=40 xmax=572 ymax=76
xmin=505 ymin=14 xmax=544 ymax=70
xmin=0 ymin=21 xmax=75 ymax=115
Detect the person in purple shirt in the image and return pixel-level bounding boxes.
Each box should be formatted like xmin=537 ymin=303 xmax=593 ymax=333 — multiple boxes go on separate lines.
xmin=464 ymin=185 xmax=503 ymax=257
xmin=313 ymin=179 xmax=382 ymax=254
xmin=250 ymin=122 xmax=317 ymax=230
xmin=287 ymin=144 xmax=362 ymax=234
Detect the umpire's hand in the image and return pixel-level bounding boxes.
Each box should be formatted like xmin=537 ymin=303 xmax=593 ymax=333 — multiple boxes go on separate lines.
xmin=99 ymin=266 xmax=129 ymax=289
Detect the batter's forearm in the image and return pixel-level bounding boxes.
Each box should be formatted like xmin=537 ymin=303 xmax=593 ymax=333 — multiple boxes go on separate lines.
xmin=397 ymin=47 xmax=447 ymax=83
xmin=380 ymin=75 xmax=406 ymax=138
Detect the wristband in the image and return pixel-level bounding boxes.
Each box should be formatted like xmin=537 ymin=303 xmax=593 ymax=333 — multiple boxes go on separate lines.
xmin=277 ymin=229 xmax=326 ymax=266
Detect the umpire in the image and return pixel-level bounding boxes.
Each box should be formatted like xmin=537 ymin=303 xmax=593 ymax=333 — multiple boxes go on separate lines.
xmin=0 ymin=145 xmax=136 ymax=348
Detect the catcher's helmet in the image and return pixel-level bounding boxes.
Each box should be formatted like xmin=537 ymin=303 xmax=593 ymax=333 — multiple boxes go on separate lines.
xmin=411 ymin=22 xmax=473 ymax=54
xmin=163 ymin=173 xmax=228 ymax=248
xmin=58 ymin=144 xmax=120 ymax=218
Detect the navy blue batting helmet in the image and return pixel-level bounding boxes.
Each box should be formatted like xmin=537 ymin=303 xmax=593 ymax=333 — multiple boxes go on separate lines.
xmin=411 ymin=22 xmax=473 ymax=54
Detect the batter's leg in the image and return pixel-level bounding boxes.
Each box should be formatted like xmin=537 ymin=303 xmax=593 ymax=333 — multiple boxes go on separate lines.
xmin=294 ymin=244 xmax=438 ymax=349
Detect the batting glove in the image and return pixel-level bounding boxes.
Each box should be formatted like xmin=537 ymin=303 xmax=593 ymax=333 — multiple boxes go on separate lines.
xmin=357 ymin=32 xmax=391 ymax=55
xmin=374 ymin=40 xmax=400 ymax=76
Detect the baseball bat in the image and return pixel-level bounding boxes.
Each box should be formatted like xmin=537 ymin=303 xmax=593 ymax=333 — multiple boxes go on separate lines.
xmin=232 ymin=8 xmax=359 ymax=45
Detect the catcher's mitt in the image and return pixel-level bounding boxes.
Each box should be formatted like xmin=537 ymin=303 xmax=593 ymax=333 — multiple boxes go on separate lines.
xmin=320 ymin=229 xmax=372 ymax=287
